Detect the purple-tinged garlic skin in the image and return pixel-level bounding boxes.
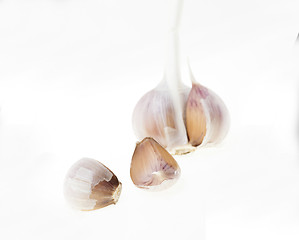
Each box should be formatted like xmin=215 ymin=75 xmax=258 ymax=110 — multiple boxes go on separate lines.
xmin=186 ymin=83 xmax=230 ymax=147
xmin=130 ymin=137 xmax=181 ymax=190
xmin=132 ymin=81 xmax=190 ymax=150
xmin=64 ymin=158 xmax=122 ymax=211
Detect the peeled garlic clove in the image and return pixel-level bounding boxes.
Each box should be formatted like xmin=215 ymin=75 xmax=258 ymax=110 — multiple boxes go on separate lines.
xmin=130 ymin=137 xmax=181 ymax=190
xmin=64 ymin=158 xmax=122 ymax=211
xmin=132 ymin=81 xmax=190 ymax=150
xmin=186 ymin=81 xmax=230 ymax=147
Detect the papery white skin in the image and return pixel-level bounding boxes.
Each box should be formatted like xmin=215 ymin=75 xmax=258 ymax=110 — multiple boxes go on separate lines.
xmin=189 ymin=83 xmax=230 ymax=147
xmin=132 ymin=0 xmax=229 ymax=153
xmin=132 ymin=80 xmax=190 ymax=150
xmin=132 ymin=0 xmax=190 ymax=152
xmin=132 ymin=65 xmax=230 ymax=153
xmin=200 ymin=88 xmax=230 ymax=146
xmin=186 ymin=66 xmax=230 ymax=147
xmin=64 ymin=158 xmax=121 ymax=211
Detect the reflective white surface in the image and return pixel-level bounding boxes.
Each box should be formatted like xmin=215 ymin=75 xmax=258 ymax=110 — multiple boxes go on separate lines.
xmin=0 ymin=0 xmax=298 ymax=239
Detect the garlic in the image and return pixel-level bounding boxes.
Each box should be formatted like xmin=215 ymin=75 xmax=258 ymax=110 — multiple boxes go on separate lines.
xmin=186 ymin=65 xmax=230 ymax=147
xmin=132 ymin=81 xmax=190 ymax=149
xmin=132 ymin=0 xmax=189 ymax=153
xmin=64 ymin=158 xmax=122 ymax=211
xmin=130 ymin=137 xmax=181 ymax=190
xmin=132 ymin=0 xmax=229 ymax=154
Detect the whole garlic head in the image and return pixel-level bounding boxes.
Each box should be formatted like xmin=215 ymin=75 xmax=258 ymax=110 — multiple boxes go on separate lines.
xmin=132 ymin=63 xmax=230 ymax=154
xmin=64 ymin=158 xmax=122 ymax=211
xmin=131 ymin=0 xmax=229 ymax=154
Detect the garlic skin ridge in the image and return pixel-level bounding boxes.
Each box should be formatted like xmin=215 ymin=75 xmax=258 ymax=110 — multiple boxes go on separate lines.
xmin=130 ymin=137 xmax=181 ymax=191
xmin=64 ymin=158 xmax=122 ymax=211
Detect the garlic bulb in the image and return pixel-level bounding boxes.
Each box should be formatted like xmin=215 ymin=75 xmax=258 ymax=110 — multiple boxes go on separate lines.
xmin=132 ymin=0 xmax=189 ymax=153
xmin=130 ymin=137 xmax=181 ymax=190
xmin=132 ymin=0 xmax=229 ymax=154
xmin=64 ymin=158 xmax=122 ymax=211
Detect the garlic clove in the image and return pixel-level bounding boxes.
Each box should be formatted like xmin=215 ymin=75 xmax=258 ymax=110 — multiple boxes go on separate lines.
xmin=186 ymin=67 xmax=230 ymax=147
xmin=186 ymin=84 xmax=207 ymax=146
xmin=130 ymin=137 xmax=181 ymax=190
xmin=64 ymin=158 xmax=122 ymax=211
xmin=132 ymin=80 xmax=190 ymax=150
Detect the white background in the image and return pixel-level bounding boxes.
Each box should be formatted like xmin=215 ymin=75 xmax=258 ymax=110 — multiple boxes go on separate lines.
xmin=0 ymin=0 xmax=298 ymax=239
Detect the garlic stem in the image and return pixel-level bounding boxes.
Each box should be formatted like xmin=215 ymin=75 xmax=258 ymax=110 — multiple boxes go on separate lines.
xmin=164 ymin=0 xmax=188 ymax=149
xmin=168 ymin=0 xmax=184 ymax=32
xmin=165 ymin=0 xmax=184 ymax=89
